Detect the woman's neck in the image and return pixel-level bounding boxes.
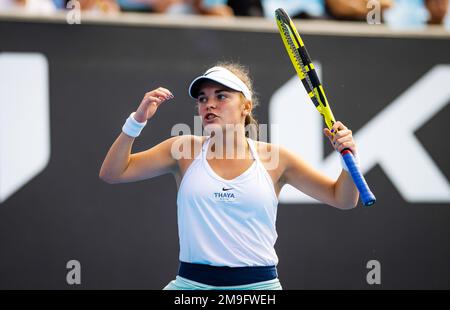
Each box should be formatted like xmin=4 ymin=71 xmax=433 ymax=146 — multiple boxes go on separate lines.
xmin=208 ymin=127 xmax=250 ymax=160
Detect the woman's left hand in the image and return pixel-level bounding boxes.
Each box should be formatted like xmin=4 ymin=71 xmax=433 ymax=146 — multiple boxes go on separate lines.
xmin=323 ymin=121 xmax=357 ymax=154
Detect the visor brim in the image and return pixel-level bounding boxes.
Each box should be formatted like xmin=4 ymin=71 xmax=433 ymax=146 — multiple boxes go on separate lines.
xmin=188 ymin=76 xmax=242 ymax=99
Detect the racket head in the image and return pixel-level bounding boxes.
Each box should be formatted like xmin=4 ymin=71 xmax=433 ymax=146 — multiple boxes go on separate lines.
xmin=275 ymin=8 xmax=336 ymax=130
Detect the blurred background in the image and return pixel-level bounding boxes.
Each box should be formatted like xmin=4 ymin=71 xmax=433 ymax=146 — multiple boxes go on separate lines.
xmin=0 ymin=0 xmax=449 ymax=27
xmin=1 ymin=0 xmax=449 ymax=289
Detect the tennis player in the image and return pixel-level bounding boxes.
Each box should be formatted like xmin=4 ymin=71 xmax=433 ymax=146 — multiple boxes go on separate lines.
xmin=99 ymin=62 xmax=360 ymax=290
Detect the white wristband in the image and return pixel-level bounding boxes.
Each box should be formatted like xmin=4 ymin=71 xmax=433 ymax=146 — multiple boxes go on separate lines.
xmin=122 ymin=112 xmax=147 ymax=138
xmin=340 ymin=150 xmax=360 ymax=172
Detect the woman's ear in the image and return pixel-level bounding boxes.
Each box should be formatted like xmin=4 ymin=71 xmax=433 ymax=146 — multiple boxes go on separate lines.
xmin=243 ymin=99 xmax=252 ymax=116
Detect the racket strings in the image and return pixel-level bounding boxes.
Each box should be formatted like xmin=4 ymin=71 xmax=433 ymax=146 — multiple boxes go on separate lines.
xmin=279 ymin=22 xmax=315 ymax=96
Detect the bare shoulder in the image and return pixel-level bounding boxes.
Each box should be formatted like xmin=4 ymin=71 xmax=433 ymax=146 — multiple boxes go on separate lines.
xmin=253 ymin=140 xmax=288 ymax=160
xmin=170 ymin=134 xmax=206 ymax=160
xmin=253 ymin=140 xmax=309 ymax=172
xmin=253 ymin=140 xmax=277 ymax=152
xmin=252 ymin=140 xmax=290 ymax=172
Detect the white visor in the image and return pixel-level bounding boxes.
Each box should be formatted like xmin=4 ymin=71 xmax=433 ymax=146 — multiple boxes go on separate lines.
xmin=188 ymin=66 xmax=252 ymax=100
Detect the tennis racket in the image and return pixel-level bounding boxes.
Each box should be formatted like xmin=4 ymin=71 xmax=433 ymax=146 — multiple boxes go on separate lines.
xmin=275 ymin=8 xmax=376 ymax=207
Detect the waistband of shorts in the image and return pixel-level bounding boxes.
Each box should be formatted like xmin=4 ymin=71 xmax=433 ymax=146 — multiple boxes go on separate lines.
xmin=178 ymin=261 xmax=278 ymax=286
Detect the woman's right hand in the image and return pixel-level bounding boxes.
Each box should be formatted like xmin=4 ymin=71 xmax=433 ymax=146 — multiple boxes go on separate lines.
xmin=133 ymin=87 xmax=174 ymax=123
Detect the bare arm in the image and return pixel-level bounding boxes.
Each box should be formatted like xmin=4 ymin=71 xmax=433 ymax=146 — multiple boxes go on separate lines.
xmin=326 ymin=0 xmax=393 ymax=20
xmin=99 ymin=133 xmax=180 ymax=184
xmin=425 ymin=0 xmax=449 ymax=24
xmin=99 ymin=132 xmax=135 ymax=183
xmin=193 ymin=0 xmax=234 ymax=16
xmin=281 ymin=121 xmax=359 ymax=210
xmin=99 ymin=87 xmax=175 ymax=184
xmin=77 ymin=0 xmax=120 ymax=12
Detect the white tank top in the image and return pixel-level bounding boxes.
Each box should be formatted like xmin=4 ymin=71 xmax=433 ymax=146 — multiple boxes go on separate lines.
xmin=177 ymin=136 xmax=279 ymax=267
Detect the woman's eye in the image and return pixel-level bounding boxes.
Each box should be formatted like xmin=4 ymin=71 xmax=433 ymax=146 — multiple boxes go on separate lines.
xmin=198 ymin=97 xmax=207 ymax=103
xmin=217 ymin=94 xmax=226 ymax=100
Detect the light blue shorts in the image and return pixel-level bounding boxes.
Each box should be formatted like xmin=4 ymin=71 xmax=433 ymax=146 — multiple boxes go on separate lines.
xmin=163 ymin=275 xmax=283 ymax=290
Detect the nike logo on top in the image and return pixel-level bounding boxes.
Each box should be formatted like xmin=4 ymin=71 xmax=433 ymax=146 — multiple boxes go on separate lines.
xmin=222 ymin=187 xmax=233 ymax=191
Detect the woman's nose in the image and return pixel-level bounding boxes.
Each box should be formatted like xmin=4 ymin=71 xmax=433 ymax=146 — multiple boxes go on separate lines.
xmin=205 ymin=99 xmax=216 ymax=109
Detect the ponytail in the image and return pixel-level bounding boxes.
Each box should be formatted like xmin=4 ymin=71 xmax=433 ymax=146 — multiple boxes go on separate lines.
xmin=245 ymin=113 xmax=259 ymax=140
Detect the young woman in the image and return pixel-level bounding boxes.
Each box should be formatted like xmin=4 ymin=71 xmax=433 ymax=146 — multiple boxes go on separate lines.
xmin=99 ymin=62 xmax=360 ymax=290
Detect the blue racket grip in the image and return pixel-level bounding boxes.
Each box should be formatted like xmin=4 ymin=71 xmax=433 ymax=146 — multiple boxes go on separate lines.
xmin=341 ymin=149 xmax=376 ymax=206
